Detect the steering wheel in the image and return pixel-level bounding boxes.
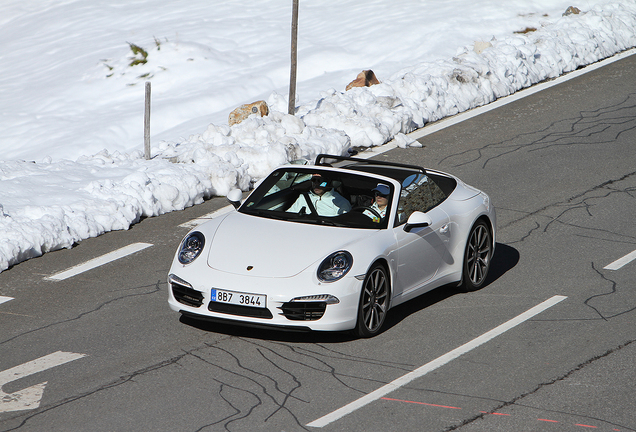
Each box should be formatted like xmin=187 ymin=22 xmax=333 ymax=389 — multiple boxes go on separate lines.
xmin=350 ymin=206 xmax=382 ymax=221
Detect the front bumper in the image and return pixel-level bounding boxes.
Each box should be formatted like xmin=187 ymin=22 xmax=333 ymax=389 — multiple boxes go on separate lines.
xmin=167 ymin=267 xmax=363 ymax=332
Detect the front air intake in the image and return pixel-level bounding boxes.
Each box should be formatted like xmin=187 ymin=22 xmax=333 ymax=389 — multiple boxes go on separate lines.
xmin=279 ymin=302 xmax=327 ymax=321
xmin=171 ymin=283 xmax=204 ymax=308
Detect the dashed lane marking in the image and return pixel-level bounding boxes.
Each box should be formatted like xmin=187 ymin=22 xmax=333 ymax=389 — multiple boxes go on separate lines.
xmin=45 ymin=242 xmax=153 ymax=281
xmin=604 ymin=249 xmax=636 ymax=271
xmin=307 ymin=295 xmax=567 ymax=428
xmin=179 ymin=205 xmax=234 ymax=228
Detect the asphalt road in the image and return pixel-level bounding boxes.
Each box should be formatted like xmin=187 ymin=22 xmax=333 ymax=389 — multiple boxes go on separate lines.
xmin=1 ymin=52 xmax=635 ymax=432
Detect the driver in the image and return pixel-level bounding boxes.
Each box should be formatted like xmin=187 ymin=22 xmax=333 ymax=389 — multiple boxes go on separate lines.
xmin=287 ymin=173 xmax=351 ymax=216
xmin=364 ymin=184 xmax=390 ymax=221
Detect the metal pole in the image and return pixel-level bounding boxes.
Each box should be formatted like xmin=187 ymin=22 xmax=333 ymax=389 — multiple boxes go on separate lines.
xmin=288 ymin=0 xmax=299 ymax=115
xmin=144 ymin=81 xmax=151 ymax=160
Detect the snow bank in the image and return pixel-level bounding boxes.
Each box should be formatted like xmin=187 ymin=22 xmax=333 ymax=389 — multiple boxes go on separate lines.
xmin=158 ymin=2 xmax=636 ymax=181
xmin=1 ymin=1 xmax=635 ymax=273
xmin=0 ymin=153 xmax=214 ymax=270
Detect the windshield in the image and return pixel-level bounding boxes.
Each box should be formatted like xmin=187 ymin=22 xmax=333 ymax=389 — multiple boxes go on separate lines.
xmin=240 ymin=168 xmax=393 ymax=229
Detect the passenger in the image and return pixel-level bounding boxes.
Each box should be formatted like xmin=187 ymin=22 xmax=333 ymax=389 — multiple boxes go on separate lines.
xmin=288 ymin=173 xmax=351 ymax=216
xmin=364 ymin=184 xmax=390 ymax=222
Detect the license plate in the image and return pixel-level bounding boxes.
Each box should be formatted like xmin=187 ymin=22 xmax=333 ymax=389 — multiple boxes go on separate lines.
xmin=211 ymin=289 xmax=266 ymax=308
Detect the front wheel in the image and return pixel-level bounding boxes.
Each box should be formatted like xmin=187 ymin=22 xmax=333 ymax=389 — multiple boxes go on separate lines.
xmin=355 ymin=264 xmax=389 ymax=338
xmin=458 ymin=221 xmax=492 ymax=292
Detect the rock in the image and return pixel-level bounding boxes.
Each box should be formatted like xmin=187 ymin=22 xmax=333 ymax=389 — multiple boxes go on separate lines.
xmin=228 ymin=100 xmax=269 ymax=126
xmin=563 ymin=6 xmax=581 ymax=16
xmin=345 ymin=70 xmax=380 ymax=91
xmin=473 ymin=40 xmax=492 ymax=54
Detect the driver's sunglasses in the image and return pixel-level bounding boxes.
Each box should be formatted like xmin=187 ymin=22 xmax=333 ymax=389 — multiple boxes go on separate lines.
xmin=374 ymin=191 xmax=388 ymax=198
xmin=312 ymin=176 xmax=328 ymax=187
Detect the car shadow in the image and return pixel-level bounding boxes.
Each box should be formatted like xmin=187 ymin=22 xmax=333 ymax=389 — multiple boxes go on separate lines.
xmin=180 ymin=242 xmax=519 ymax=342
xmin=381 ymin=242 xmax=519 ymax=334
xmin=484 ymin=242 xmax=520 ymax=285
xmin=179 ymin=313 xmax=358 ymax=343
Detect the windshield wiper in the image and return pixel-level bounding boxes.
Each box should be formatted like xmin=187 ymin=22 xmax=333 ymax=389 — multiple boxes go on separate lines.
xmin=243 ymin=209 xmax=289 ymax=221
xmin=243 ymin=208 xmax=349 ymax=227
xmin=317 ymin=219 xmax=347 ymax=227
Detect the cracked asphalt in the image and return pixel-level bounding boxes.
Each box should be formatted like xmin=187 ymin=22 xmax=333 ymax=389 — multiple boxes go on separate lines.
xmin=1 ymin=53 xmax=635 ymax=431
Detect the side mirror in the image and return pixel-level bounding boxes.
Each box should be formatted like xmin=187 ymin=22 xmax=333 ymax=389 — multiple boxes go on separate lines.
xmin=227 ymin=189 xmax=243 ymax=209
xmin=404 ymin=211 xmax=432 ymax=232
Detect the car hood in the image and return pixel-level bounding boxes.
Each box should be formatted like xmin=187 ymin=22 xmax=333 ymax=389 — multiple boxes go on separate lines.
xmin=206 ymin=211 xmax=375 ymax=278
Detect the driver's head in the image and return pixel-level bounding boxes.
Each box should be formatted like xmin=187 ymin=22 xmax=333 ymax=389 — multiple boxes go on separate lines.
xmin=373 ymin=184 xmax=390 ymax=207
xmin=311 ymin=174 xmax=330 ymax=196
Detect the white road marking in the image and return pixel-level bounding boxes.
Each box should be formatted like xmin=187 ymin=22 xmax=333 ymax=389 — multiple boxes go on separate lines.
xmin=604 ymin=249 xmax=636 ymax=271
xmin=406 ymin=47 xmax=636 ymax=143
xmin=0 ymin=351 xmax=87 ymax=413
xmin=45 ymin=242 xmax=153 ymax=281
xmin=0 ymin=296 xmax=13 ymax=305
xmin=179 ymin=205 xmax=234 ymax=228
xmin=307 ymin=295 xmax=568 ymax=428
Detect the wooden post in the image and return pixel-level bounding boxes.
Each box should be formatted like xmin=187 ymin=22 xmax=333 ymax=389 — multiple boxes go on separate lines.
xmin=144 ymin=81 xmax=151 ymax=160
xmin=288 ymin=0 xmax=299 ymax=115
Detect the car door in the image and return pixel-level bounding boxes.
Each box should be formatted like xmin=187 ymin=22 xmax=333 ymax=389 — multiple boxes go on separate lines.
xmin=392 ymin=173 xmax=451 ymax=299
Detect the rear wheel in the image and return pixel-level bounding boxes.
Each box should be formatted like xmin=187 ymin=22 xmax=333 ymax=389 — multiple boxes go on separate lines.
xmin=355 ymin=264 xmax=389 ymax=338
xmin=458 ymin=221 xmax=492 ymax=292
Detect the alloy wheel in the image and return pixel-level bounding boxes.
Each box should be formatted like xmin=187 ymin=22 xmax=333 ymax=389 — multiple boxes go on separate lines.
xmin=357 ymin=265 xmax=388 ymax=337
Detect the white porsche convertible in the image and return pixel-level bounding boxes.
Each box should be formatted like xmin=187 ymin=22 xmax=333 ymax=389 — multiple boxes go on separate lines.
xmin=168 ymin=154 xmax=495 ymax=337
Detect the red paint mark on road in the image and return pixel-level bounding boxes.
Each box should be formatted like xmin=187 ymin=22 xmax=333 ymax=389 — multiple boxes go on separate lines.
xmin=381 ymin=397 xmax=616 ymax=430
xmin=381 ymin=397 xmax=461 ymax=410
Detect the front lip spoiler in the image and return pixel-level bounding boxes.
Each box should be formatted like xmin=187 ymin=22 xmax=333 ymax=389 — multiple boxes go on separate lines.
xmin=179 ymin=310 xmax=313 ymax=332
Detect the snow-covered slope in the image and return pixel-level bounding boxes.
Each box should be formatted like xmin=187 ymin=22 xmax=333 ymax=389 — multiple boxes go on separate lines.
xmin=1 ymin=0 xmax=635 ymax=273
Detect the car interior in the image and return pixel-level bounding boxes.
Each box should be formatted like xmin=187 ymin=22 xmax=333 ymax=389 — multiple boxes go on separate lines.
xmin=240 ymin=155 xmax=459 ymax=229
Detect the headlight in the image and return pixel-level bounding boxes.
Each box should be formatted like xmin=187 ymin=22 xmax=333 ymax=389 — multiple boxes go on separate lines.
xmin=178 ymin=231 xmax=205 ymax=264
xmin=317 ymin=251 xmax=353 ymax=282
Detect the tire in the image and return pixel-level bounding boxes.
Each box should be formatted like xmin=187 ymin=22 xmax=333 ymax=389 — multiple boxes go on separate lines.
xmin=355 ymin=264 xmax=389 ymax=338
xmin=458 ymin=220 xmax=492 ymax=292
